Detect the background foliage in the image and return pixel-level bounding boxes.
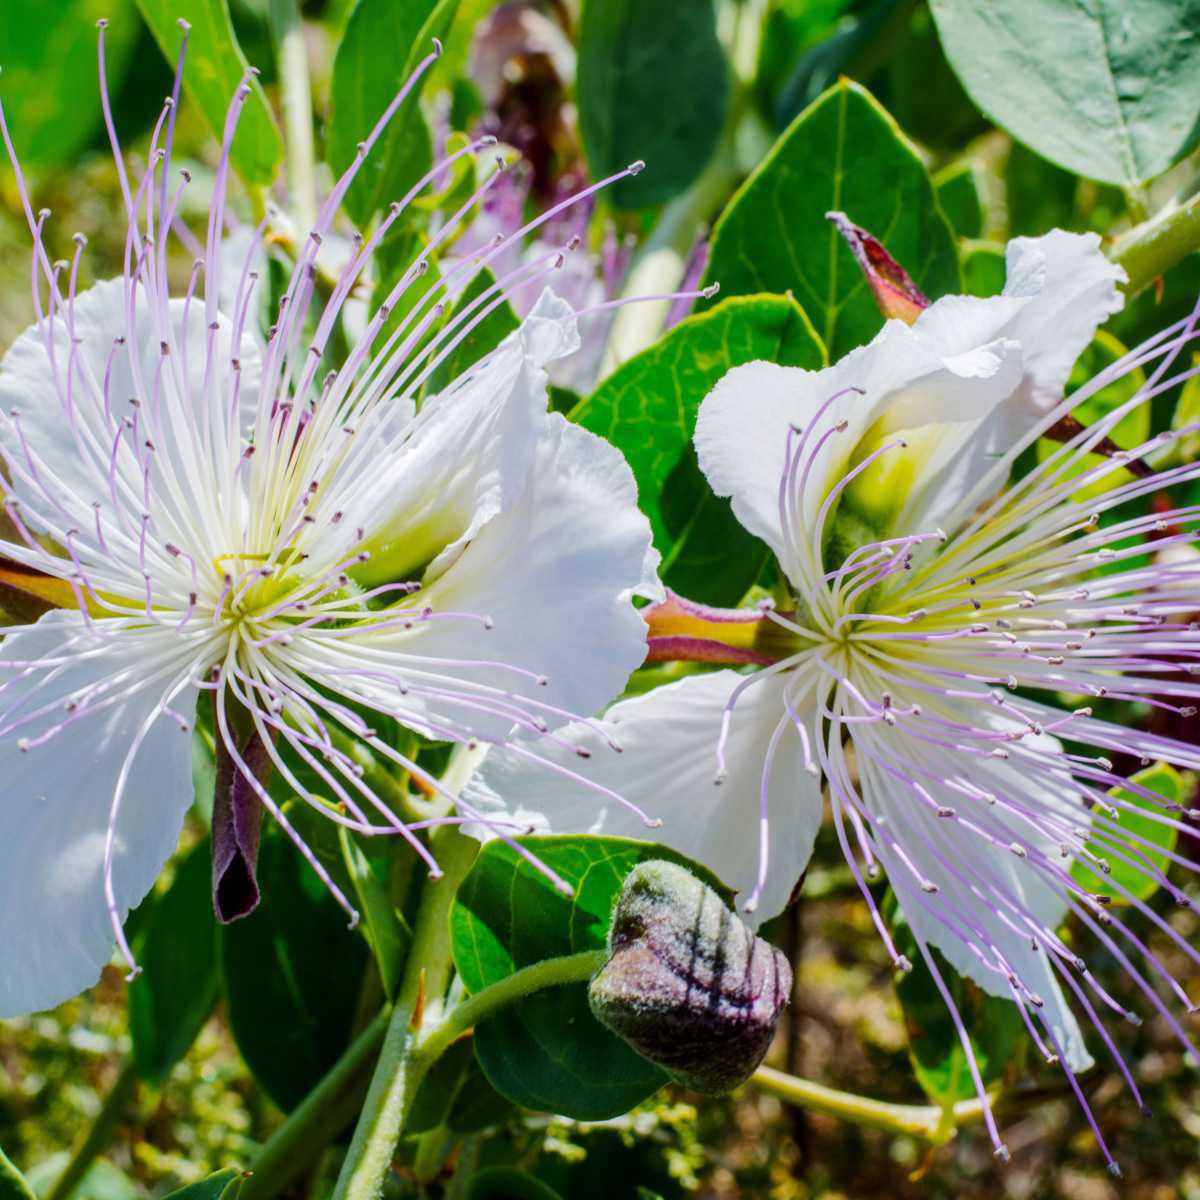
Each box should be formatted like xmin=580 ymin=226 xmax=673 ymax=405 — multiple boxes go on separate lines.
xmin=1 ymin=0 xmax=1199 ymax=1197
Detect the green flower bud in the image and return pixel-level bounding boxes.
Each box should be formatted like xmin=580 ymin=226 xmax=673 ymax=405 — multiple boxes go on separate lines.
xmin=588 ymin=860 xmax=792 ymax=1094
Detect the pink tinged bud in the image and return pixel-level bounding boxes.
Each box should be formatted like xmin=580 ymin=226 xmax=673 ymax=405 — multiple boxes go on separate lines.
xmin=825 ymin=210 xmax=930 ymax=325
xmin=588 ymin=860 xmax=792 ymax=1094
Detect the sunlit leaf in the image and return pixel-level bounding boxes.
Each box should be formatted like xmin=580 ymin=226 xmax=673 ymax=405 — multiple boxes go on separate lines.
xmin=135 ymin=0 xmax=282 ymax=187
xmin=930 ymin=0 xmax=1200 ymax=186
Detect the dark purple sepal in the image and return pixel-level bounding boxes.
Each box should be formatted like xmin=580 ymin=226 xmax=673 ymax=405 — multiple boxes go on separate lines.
xmin=588 ymin=860 xmax=792 ymax=1094
xmin=211 ymin=726 xmax=275 ymax=923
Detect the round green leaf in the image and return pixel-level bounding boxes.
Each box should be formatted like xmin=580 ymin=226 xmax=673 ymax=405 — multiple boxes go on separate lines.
xmin=570 ymin=294 xmax=825 ymax=607
xmin=703 ymin=80 xmax=959 ymax=361
xmin=577 ymin=0 xmax=729 ymax=209
xmin=929 ymin=0 xmax=1200 ymax=186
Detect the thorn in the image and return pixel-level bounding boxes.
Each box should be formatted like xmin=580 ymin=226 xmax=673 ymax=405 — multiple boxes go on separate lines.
xmin=409 ymin=969 xmax=427 ymax=1030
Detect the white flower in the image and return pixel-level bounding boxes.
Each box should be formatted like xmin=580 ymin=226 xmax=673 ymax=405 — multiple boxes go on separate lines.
xmin=0 ymin=34 xmax=657 ymax=1017
xmin=466 ymin=232 xmax=1200 ymax=1168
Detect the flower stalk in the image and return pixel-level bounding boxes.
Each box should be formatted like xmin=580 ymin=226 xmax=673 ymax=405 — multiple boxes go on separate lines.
xmin=751 ymin=1065 xmax=989 ymax=1144
xmin=1110 ymin=190 xmax=1200 ymax=296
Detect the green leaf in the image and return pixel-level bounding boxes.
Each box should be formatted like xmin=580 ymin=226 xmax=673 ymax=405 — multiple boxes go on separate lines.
xmin=0 ymin=0 xmax=139 ymax=170
xmin=327 ymin=0 xmax=458 ymax=229
xmin=704 ymin=80 xmax=959 ymax=360
xmin=961 ymin=242 xmax=1005 ymax=298
xmin=887 ymin=895 xmax=1025 ymax=1107
xmin=450 ymin=835 xmax=732 ymax=1119
xmin=465 ymin=1169 xmax=563 ymax=1200
xmin=338 ymin=828 xmax=410 ymax=999
xmin=129 ymin=837 xmax=219 ymax=1085
xmin=934 ymin=161 xmax=984 ymax=240
xmin=162 ymin=1169 xmax=246 ymax=1200
xmin=929 ymin=0 xmax=1200 ymax=187
xmin=1072 ymin=763 xmax=1186 ymax=905
xmin=1005 ymin=142 xmax=1077 ymax=239
xmin=221 ymin=819 xmax=368 ymax=1110
xmin=447 ymin=1054 xmax=517 ymax=1133
xmin=571 ymin=294 xmax=825 ymax=606
xmin=0 ymin=1149 xmax=35 ymax=1200
xmin=135 ymin=0 xmax=282 ymax=187
xmin=577 ymin=0 xmax=729 ymax=209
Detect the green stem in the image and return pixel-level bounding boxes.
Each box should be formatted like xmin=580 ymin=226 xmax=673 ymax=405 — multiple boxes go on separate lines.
xmin=751 ymin=1065 xmax=987 ymax=1143
xmin=268 ymin=0 xmax=317 ymax=231
xmin=331 ymin=829 xmax=478 ymax=1200
xmin=1110 ymin=191 xmax=1200 ymax=297
xmin=44 ymin=1059 xmax=138 ymax=1200
xmin=240 ymin=1009 xmax=390 ymax=1200
xmin=416 ymin=950 xmax=607 ymax=1067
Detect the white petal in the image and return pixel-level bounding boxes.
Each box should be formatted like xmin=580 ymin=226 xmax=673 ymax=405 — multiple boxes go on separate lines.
xmin=0 ymin=278 xmax=261 ymax=538
xmin=373 ymin=414 xmax=657 ymax=741
xmin=352 ymin=289 xmax=580 ymax=587
xmin=861 ymin=735 xmax=1092 ymax=1072
xmin=1002 ymin=230 xmax=1126 ymax=414
xmin=694 ymin=322 xmax=1023 ymax=574
xmin=0 ymin=611 xmax=195 ymax=1016
xmin=463 ymin=667 xmax=824 ymax=924
xmin=915 ymin=230 xmax=1125 ymax=428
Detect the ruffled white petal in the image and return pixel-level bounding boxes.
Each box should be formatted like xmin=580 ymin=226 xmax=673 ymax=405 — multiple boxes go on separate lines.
xmin=899 ymin=231 xmax=1126 ymax=534
xmin=352 ymin=289 xmax=580 ymax=586
xmin=0 ymin=610 xmax=196 ymax=1017
xmin=463 ymin=668 xmax=824 ymax=924
xmin=337 ymin=413 xmax=657 ymax=743
xmin=694 ymin=322 xmax=1023 ymax=576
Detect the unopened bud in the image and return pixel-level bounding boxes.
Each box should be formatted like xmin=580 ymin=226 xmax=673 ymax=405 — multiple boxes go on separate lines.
xmin=588 ymin=860 xmax=792 ymax=1094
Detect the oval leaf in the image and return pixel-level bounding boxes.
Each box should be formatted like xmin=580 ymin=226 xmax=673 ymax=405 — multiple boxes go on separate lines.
xmin=929 ymin=0 xmax=1200 ymax=186
xmin=577 ymin=0 xmax=729 ymax=209
xmin=327 ymin=0 xmax=458 ymax=230
xmin=571 ymin=294 xmax=825 ymax=606
xmin=0 ymin=0 xmax=139 ymax=170
xmin=703 ymin=79 xmax=959 ymax=360
xmin=135 ymin=0 xmax=282 ymax=187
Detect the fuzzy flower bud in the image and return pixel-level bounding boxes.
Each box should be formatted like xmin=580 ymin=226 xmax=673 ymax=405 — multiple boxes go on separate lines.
xmin=588 ymin=860 xmax=792 ymax=1094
